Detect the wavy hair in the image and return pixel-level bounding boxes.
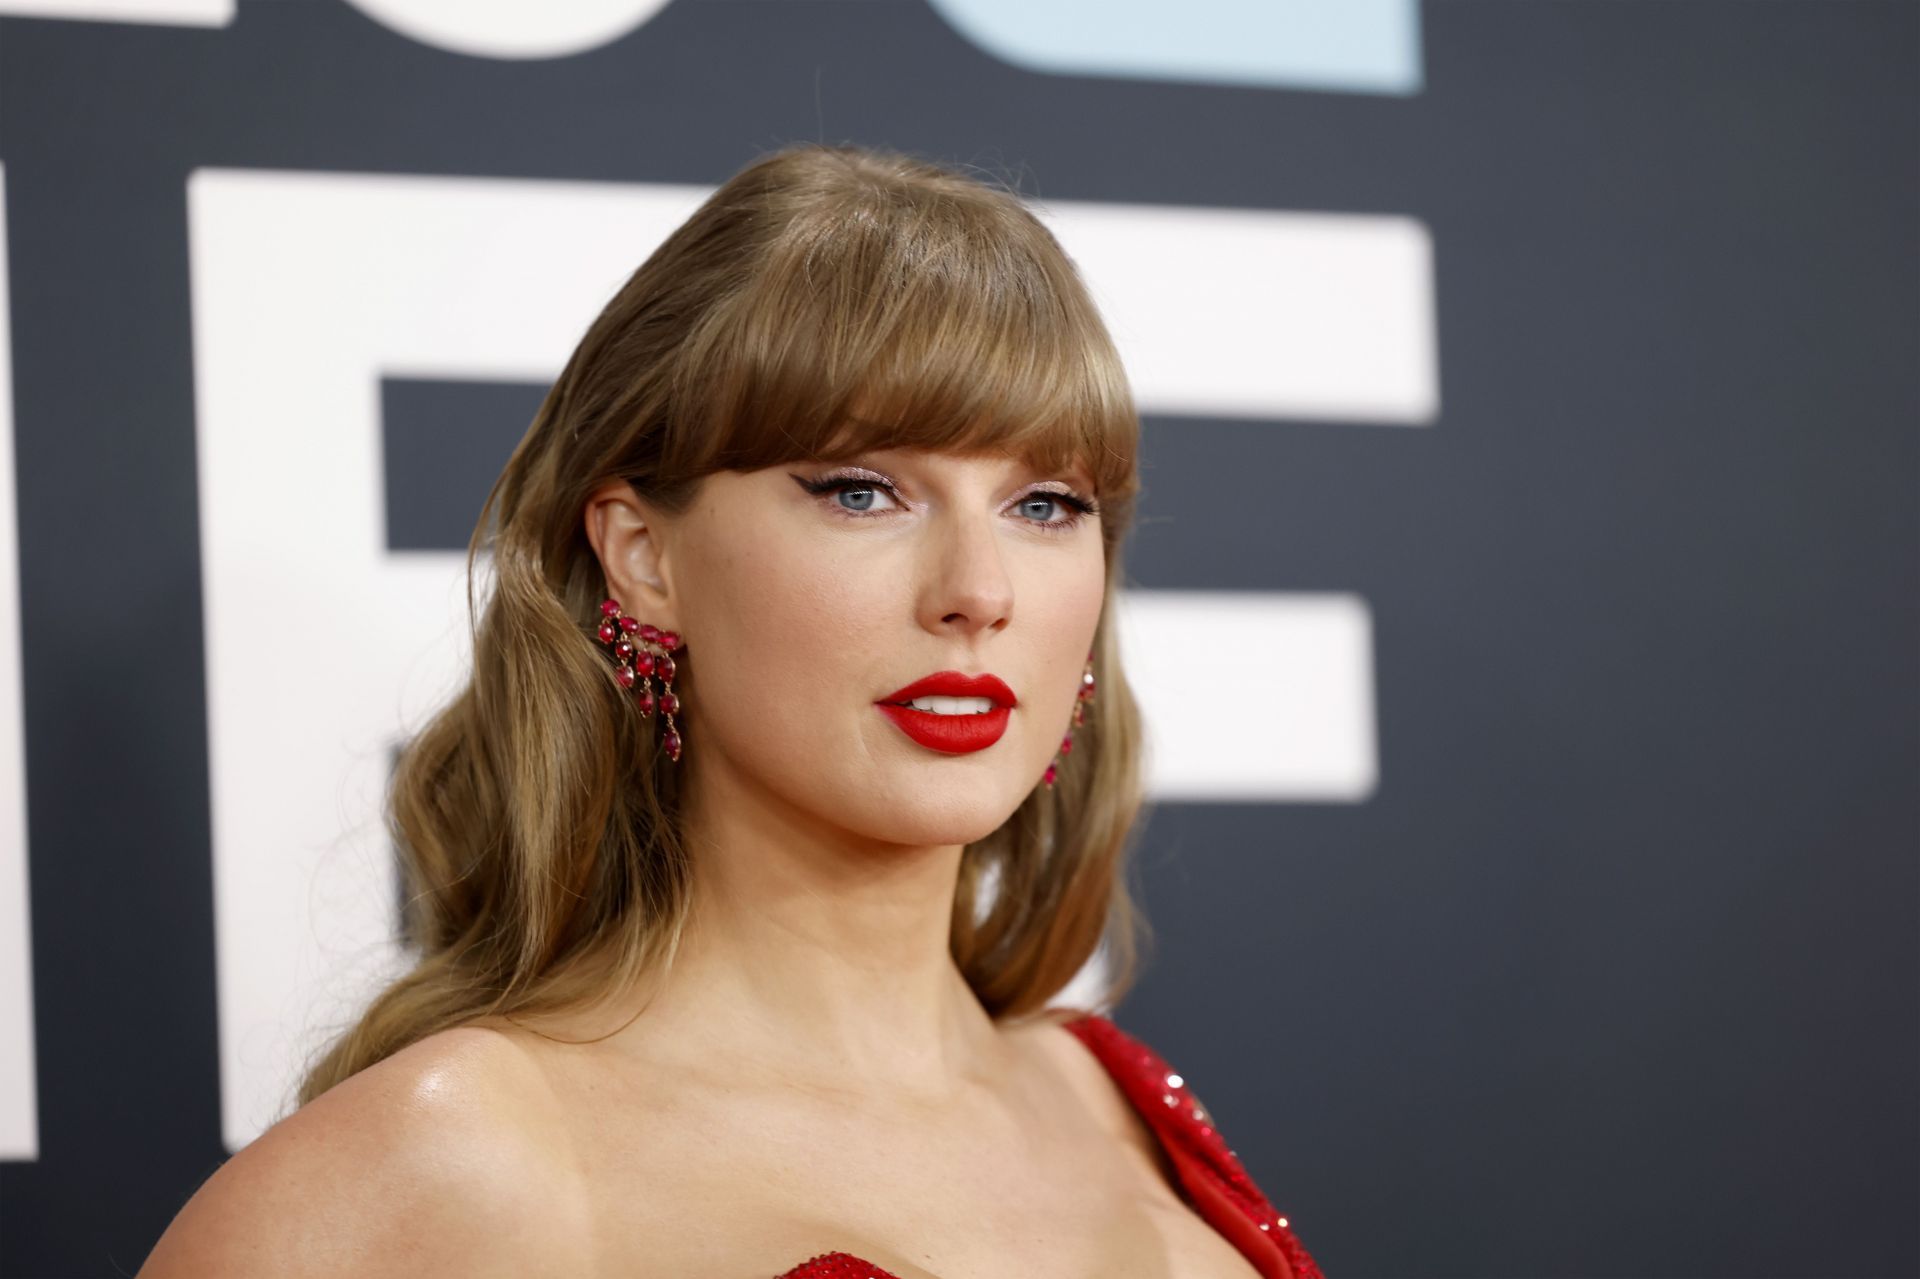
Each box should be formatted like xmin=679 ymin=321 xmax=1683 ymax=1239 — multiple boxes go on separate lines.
xmin=296 ymin=142 xmax=1153 ymax=1107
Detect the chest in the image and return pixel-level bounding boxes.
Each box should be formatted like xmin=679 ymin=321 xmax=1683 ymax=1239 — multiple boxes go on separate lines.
xmin=557 ymin=1084 xmax=1265 ymax=1279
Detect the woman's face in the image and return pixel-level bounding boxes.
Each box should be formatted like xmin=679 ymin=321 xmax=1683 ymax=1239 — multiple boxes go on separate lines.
xmin=614 ymin=445 xmax=1107 ymax=848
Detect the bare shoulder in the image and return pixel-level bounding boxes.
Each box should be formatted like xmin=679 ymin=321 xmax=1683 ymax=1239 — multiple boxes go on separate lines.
xmin=139 ymin=1024 xmax=594 ymax=1278
xmin=1007 ymin=1007 xmax=1164 ymax=1156
xmin=1012 ymin=1007 xmax=1192 ymax=1198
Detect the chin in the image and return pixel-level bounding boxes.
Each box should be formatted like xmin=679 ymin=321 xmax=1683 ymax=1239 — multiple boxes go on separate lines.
xmin=846 ymin=769 xmax=1027 ymax=847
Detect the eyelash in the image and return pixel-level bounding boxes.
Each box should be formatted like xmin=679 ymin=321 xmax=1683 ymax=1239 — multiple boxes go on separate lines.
xmin=799 ymin=472 xmax=1101 ymax=534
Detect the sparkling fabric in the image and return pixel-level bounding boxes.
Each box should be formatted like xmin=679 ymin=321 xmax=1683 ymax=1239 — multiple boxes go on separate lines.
xmin=774 ymin=1011 xmax=1323 ymax=1279
xmin=775 ymin=1252 xmax=891 ymax=1278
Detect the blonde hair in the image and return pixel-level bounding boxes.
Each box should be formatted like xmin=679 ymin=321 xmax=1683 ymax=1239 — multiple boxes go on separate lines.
xmin=296 ymin=142 xmax=1153 ymax=1107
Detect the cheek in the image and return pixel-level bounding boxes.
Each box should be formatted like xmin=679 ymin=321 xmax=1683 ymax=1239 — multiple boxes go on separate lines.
xmin=1036 ymin=559 xmax=1107 ymax=724
xmin=683 ymin=538 xmax=885 ymax=754
xmin=1056 ymin=552 xmax=1108 ymax=634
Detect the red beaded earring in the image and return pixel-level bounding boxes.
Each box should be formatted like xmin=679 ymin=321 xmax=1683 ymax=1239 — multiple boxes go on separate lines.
xmin=594 ymin=598 xmax=684 ymax=763
xmin=1043 ymin=649 xmax=1097 ymax=790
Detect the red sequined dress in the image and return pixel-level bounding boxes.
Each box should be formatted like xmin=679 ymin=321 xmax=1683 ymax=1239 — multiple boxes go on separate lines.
xmin=775 ymin=1010 xmax=1324 ymax=1279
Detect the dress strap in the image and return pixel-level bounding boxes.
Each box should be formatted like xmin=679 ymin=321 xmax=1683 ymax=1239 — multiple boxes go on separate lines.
xmin=1060 ymin=1011 xmax=1323 ymax=1279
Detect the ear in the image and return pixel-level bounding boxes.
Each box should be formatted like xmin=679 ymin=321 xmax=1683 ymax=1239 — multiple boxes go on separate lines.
xmin=583 ymin=478 xmax=680 ymax=630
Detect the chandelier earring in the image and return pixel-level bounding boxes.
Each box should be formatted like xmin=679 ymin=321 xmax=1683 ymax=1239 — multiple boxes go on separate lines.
xmin=594 ymin=597 xmax=684 ymax=763
xmin=1043 ymin=648 xmax=1097 ymax=790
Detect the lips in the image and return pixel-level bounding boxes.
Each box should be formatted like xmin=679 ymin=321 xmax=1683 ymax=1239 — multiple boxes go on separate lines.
xmin=878 ymin=671 xmax=1018 ymax=708
xmin=875 ymin=670 xmax=1017 ymax=755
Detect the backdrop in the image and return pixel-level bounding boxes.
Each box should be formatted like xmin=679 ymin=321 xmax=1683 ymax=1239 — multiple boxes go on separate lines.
xmin=0 ymin=2 xmax=1914 ymax=1276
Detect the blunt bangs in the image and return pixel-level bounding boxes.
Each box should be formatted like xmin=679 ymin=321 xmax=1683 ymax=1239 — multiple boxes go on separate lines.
xmin=662 ymin=174 xmax=1140 ymax=518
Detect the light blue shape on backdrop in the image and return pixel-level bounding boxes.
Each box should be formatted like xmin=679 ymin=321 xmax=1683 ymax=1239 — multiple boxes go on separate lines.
xmin=924 ymin=0 xmax=1422 ymax=96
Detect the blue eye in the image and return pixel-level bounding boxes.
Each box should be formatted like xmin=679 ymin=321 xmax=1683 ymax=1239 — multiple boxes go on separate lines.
xmin=1005 ymin=488 xmax=1101 ymax=532
xmin=1019 ymin=494 xmax=1076 ymax=524
xmin=823 ymin=481 xmax=898 ymax=515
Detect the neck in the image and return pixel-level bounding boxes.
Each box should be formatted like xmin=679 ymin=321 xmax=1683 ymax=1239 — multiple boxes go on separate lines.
xmin=623 ymin=754 xmax=1009 ymax=1100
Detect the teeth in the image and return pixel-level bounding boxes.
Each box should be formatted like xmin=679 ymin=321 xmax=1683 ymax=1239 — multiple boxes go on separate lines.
xmin=900 ymin=695 xmax=996 ymax=715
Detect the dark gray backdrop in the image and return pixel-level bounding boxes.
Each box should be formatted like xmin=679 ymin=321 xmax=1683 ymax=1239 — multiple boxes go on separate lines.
xmin=1 ymin=2 xmax=1915 ymax=1276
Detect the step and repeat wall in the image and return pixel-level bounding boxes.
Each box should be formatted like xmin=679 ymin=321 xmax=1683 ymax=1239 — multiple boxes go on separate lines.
xmin=0 ymin=2 xmax=1914 ymax=1275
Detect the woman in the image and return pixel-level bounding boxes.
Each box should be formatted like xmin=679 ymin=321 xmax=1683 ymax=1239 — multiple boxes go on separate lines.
xmin=140 ymin=143 xmax=1323 ymax=1279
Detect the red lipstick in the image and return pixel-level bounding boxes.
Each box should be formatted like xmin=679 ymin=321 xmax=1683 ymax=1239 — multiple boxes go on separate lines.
xmin=875 ymin=671 xmax=1018 ymax=755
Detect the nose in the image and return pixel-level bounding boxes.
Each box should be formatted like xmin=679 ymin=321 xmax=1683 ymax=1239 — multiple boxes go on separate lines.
xmin=918 ymin=504 xmax=1014 ymax=639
